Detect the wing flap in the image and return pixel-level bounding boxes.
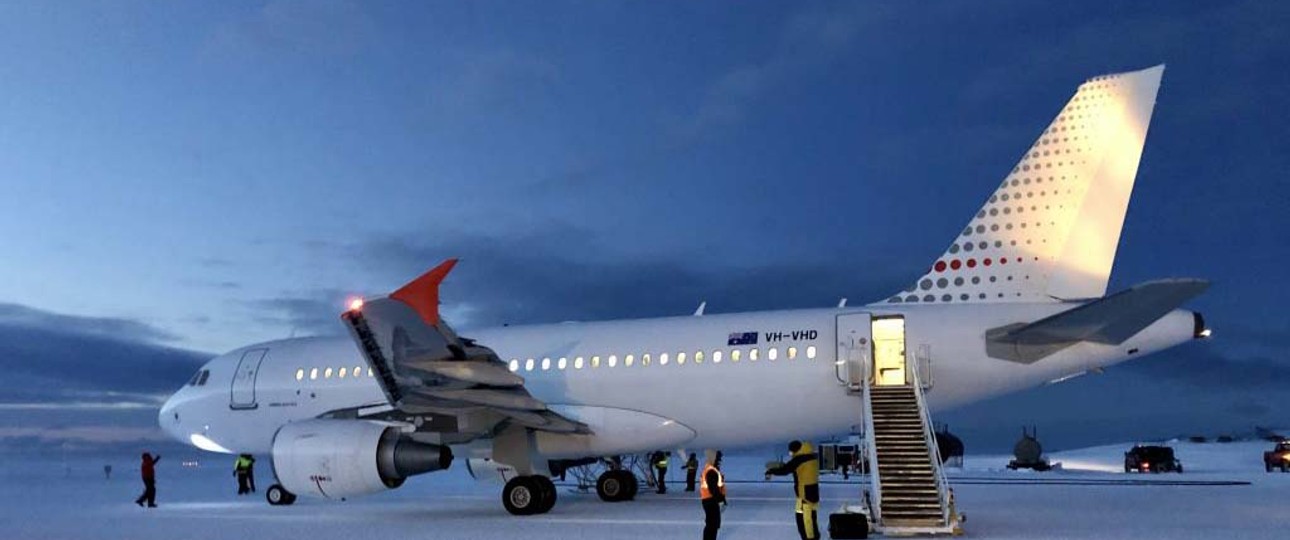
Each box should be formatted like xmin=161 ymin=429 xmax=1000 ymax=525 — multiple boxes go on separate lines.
xmin=986 ymin=278 xmax=1209 ymax=363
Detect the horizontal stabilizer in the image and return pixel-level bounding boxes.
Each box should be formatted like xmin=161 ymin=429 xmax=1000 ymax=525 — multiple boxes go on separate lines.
xmin=986 ymin=278 xmax=1208 ymax=363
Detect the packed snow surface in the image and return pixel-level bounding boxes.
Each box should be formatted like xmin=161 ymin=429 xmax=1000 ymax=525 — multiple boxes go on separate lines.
xmin=3 ymin=440 xmax=1288 ymax=539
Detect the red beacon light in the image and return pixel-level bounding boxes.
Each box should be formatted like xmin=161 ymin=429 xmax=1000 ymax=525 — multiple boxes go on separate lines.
xmin=347 ymin=297 xmax=364 ymax=312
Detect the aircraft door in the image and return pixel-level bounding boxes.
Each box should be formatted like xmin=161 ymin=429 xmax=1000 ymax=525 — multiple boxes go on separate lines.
xmin=872 ymin=317 xmax=907 ymax=386
xmin=835 ymin=313 xmax=872 ymax=389
xmin=230 ymin=348 xmax=267 ymax=410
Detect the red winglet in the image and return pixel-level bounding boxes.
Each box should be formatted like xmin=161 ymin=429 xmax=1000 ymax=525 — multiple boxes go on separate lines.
xmin=389 ymin=259 xmax=458 ymax=326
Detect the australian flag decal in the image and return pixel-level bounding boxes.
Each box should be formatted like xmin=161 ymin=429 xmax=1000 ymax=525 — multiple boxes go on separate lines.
xmin=727 ymin=332 xmax=758 ymax=346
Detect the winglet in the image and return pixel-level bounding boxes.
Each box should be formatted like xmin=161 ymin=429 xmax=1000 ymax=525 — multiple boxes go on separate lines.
xmin=390 ymin=259 xmax=458 ymax=326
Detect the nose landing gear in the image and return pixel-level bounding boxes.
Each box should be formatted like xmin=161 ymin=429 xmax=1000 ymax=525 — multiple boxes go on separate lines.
xmin=266 ymin=484 xmax=297 ymax=506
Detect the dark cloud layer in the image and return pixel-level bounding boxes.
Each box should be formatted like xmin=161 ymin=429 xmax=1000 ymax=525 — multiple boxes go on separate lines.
xmin=0 ymin=305 xmax=209 ymax=407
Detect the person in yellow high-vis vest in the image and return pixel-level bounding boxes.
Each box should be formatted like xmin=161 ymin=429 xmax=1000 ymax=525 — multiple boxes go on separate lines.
xmin=699 ymin=450 xmax=726 ymax=540
xmin=765 ymin=441 xmax=820 ymax=540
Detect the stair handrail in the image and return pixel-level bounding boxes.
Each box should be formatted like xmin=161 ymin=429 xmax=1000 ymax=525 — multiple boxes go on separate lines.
xmin=860 ymin=350 xmax=882 ymax=525
xmin=907 ymin=351 xmax=951 ymax=525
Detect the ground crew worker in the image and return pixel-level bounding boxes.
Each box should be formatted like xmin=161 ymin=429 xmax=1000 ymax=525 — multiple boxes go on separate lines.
xmin=700 ymin=450 xmax=726 ymax=540
xmin=234 ymin=454 xmax=256 ymax=495
xmin=653 ymin=451 xmax=669 ymax=494
xmin=685 ymin=452 xmax=699 ymax=492
xmin=765 ymin=441 xmax=820 ymax=540
xmin=134 ymin=452 xmax=160 ymax=508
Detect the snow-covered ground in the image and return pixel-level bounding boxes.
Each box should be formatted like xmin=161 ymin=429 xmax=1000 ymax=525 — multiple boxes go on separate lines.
xmin=3 ymin=440 xmax=1288 ymax=539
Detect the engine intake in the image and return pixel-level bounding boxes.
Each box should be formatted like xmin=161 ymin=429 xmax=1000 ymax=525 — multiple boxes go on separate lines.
xmin=272 ymin=419 xmax=451 ymax=499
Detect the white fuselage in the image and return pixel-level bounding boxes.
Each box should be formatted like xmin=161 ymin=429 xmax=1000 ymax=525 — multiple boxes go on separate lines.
xmin=159 ymin=302 xmax=1200 ymax=458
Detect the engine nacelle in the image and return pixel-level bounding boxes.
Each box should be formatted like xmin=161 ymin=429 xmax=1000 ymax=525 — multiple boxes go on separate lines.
xmin=271 ymin=419 xmax=452 ymax=500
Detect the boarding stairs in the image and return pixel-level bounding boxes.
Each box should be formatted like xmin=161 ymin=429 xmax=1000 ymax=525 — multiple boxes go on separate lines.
xmin=851 ymin=349 xmax=962 ymax=535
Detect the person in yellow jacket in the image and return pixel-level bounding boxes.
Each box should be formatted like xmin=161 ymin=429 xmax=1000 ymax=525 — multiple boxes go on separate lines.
xmin=765 ymin=441 xmax=820 ymax=540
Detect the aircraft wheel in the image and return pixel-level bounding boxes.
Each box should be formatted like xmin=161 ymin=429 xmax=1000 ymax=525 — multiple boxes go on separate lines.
xmin=503 ymin=476 xmax=542 ymax=516
xmin=622 ymin=470 xmax=639 ymax=500
xmin=533 ymin=475 xmax=557 ymax=514
xmin=266 ymin=484 xmax=296 ymax=506
xmin=596 ymin=470 xmax=630 ymax=502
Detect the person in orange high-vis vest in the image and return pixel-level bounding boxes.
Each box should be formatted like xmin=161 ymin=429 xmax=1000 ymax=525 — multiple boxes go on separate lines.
xmin=699 ymin=450 xmax=726 ymax=540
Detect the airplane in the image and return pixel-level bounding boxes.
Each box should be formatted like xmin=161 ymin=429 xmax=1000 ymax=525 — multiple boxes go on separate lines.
xmin=159 ymin=64 xmax=1210 ymax=515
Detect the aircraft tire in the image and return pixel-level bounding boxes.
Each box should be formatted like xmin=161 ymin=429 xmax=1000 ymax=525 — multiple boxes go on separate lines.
xmin=596 ymin=470 xmax=628 ymax=502
xmin=266 ymin=484 xmax=296 ymax=506
xmin=533 ymin=475 xmax=557 ymax=514
xmin=621 ymin=470 xmax=638 ymax=501
xmin=503 ymin=476 xmax=542 ymax=516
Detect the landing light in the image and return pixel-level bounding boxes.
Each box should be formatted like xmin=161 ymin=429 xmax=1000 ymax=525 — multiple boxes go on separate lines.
xmin=1199 ymin=328 xmax=1212 ymax=338
xmin=348 ymin=297 xmax=364 ymax=312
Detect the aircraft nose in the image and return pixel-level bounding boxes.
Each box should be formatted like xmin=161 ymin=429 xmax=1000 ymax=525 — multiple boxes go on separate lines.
xmin=158 ymin=394 xmax=184 ymax=443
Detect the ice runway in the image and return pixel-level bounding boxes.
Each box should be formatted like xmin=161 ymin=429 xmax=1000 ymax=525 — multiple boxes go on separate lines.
xmin=4 ymin=442 xmax=1289 ymax=539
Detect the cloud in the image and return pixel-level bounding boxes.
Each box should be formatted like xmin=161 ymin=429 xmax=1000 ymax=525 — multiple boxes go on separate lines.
xmin=344 ymin=224 xmax=909 ymax=330
xmin=244 ymin=289 xmax=353 ymax=337
xmin=0 ymin=303 xmax=179 ymax=343
xmin=0 ymin=304 xmax=209 ymax=405
xmin=201 ymin=0 xmax=376 ymax=63
xmin=670 ymin=4 xmax=873 ymax=138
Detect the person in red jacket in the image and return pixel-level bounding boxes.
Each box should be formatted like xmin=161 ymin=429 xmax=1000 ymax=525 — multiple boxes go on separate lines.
xmin=134 ymin=452 xmax=161 ymax=508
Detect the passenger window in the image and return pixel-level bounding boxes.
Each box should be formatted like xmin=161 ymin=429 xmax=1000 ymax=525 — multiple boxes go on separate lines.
xmin=608 ymin=355 xmax=618 ymax=368
xmin=625 ymin=354 xmax=634 ymax=367
xmin=509 ymin=359 xmax=519 ymax=372
xmin=525 ymin=358 xmax=535 ymax=371
xmin=731 ymin=350 xmax=741 ymax=362
xmin=324 ymin=367 xmax=334 ymax=379
xmin=339 ymin=367 xmax=348 ymax=378
xmin=750 ymin=349 xmax=759 ymax=361
xmin=695 ymin=351 xmax=704 ymax=364
xmin=677 ymin=352 xmax=687 ymax=365
xmin=558 ymin=357 xmax=568 ymax=370
xmin=295 ymin=368 xmax=305 ymax=381
xmin=768 ymin=348 xmax=778 ymax=361
xmin=788 ymin=347 xmax=798 ymax=360
xmin=807 ymin=346 xmax=817 ymax=359
xmin=354 ymin=365 xmax=363 ymax=377
xmin=712 ymin=350 xmax=722 ymax=364
xmin=541 ymin=358 xmax=551 ymax=371
xmin=592 ymin=356 xmax=601 ymax=368
xmin=310 ymin=368 xmax=319 ymax=380
xmin=642 ymin=353 xmax=651 ymax=367
xmin=368 ymin=368 xmax=374 ymax=377
xmin=660 ymin=353 xmax=670 ymax=366
xmin=574 ymin=357 xmax=585 ymax=370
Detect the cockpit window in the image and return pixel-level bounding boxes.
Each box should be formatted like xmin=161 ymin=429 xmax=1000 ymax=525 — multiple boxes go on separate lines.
xmin=188 ymin=369 xmax=211 ymax=386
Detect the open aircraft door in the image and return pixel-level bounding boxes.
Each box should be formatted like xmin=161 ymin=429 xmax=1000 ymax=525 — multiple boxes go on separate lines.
xmin=230 ymin=348 xmax=267 ymax=410
xmin=835 ymin=313 xmax=872 ymax=390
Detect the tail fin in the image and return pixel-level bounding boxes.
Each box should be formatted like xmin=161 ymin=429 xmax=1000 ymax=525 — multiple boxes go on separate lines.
xmin=885 ymin=65 xmax=1164 ymax=305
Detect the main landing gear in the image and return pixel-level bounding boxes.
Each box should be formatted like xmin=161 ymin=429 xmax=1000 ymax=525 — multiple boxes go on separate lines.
xmin=502 ymin=475 xmax=557 ymax=515
xmin=266 ymin=484 xmax=297 ymax=506
xmin=595 ymin=469 xmax=638 ymax=503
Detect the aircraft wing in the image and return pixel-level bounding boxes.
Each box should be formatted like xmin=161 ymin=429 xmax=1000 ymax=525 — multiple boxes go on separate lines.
xmin=340 ymin=259 xmax=588 ymax=435
xmin=986 ymin=278 xmax=1209 ymax=363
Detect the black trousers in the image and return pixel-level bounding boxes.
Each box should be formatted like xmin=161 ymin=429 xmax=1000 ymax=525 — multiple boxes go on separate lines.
xmin=702 ymin=499 xmax=722 ymax=540
xmin=656 ymin=466 xmax=667 ymax=492
xmin=686 ymin=469 xmax=697 ymax=491
xmin=237 ymin=472 xmax=251 ymax=494
xmin=135 ymin=479 xmax=156 ymax=506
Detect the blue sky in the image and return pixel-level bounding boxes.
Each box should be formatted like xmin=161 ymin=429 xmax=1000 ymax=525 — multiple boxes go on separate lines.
xmin=1 ymin=1 xmax=1287 ymax=453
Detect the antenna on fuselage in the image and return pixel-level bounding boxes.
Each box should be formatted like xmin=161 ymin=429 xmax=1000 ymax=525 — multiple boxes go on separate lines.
xmin=838 ymin=298 xmax=848 ymax=308
xmin=693 ymin=301 xmax=706 ymax=316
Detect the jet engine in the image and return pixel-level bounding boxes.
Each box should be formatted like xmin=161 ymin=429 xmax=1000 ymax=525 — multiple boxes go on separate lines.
xmin=271 ymin=419 xmax=452 ymax=499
